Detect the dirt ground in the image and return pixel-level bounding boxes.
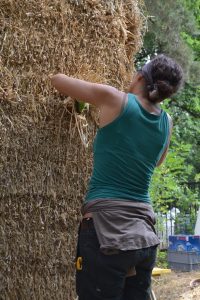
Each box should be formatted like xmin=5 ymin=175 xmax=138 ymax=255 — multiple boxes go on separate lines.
xmin=153 ymin=271 xmax=200 ymax=300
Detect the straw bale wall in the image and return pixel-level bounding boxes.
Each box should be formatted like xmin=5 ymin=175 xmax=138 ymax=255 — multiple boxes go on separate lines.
xmin=0 ymin=0 xmax=143 ymax=299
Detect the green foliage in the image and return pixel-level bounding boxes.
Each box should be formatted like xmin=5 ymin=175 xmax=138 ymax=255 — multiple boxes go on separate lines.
xmin=156 ymin=250 xmax=169 ymax=269
xmin=136 ymin=0 xmax=200 ymax=83
xmin=174 ymin=212 xmax=197 ymax=234
xmin=170 ymin=85 xmax=200 ymax=179
xmin=181 ymin=32 xmax=200 ymax=63
xmin=183 ymin=0 xmax=200 ymax=25
xmin=139 ymin=0 xmax=200 ymax=216
xmin=150 ymin=141 xmax=199 ymax=213
xmin=75 ymin=100 xmax=87 ymax=113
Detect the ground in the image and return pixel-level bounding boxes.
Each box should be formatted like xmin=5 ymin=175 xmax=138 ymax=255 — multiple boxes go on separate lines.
xmin=153 ymin=271 xmax=200 ymax=300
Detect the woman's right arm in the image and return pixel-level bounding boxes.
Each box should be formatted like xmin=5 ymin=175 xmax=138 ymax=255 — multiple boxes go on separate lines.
xmin=51 ymin=74 xmax=123 ymax=108
xmin=156 ymin=114 xmax=173 ymax=167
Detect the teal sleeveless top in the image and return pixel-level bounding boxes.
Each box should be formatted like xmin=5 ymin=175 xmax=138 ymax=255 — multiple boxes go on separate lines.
xmin=85 ymin=93 xmax=169 ymax=203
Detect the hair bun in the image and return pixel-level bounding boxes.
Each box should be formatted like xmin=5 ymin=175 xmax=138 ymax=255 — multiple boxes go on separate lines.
xmin=141 ymin=54 xmax=183 ymax=103
xmin=148 ymin=89 xmax=160 ymax=103
xmin=148 ymin=80 xmax=174 ymax=103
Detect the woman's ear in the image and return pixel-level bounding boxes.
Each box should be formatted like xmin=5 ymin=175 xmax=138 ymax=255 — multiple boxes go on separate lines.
xmin=128 ymin=72 xmax=145 ymax=93
xmin=131 ymin=72 xmax=143 ymax=85
xmin=136 ymin=72 xmax=144 ymax=81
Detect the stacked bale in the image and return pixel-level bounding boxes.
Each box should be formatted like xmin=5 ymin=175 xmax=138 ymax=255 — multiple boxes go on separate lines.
xmin=0 ymin=0 xmax=143 ymax=299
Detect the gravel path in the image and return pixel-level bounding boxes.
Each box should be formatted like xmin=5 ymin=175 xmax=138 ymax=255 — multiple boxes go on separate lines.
xmin=152 ymin=271 xmax=200 ymax=300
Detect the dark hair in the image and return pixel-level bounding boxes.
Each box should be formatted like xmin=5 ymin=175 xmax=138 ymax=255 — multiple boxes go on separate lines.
xmin=140 ymin=54 xmax=184 ymax=103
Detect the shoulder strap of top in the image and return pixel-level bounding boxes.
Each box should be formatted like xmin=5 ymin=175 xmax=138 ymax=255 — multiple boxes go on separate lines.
xmin=120 ymin=92 xmax=128 ymax=113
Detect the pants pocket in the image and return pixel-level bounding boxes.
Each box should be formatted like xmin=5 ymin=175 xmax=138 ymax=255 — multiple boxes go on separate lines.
xmin=75 ymin=222 xmax=100 ymax=297
xmin=95 ymin=252 xmax=128 ymax=299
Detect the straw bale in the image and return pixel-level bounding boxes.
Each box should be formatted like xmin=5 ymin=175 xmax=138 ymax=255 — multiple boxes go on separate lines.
xmin=0 ymin=0 xmax=144 ymax=298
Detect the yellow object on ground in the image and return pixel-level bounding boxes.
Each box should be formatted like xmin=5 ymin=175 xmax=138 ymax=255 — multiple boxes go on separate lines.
xmin=152 ymin=267 xmax=171 ymax=276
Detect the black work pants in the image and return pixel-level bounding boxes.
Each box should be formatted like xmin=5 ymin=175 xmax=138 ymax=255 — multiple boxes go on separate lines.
xmin=76 ymin=218 xmax=157 ymax=300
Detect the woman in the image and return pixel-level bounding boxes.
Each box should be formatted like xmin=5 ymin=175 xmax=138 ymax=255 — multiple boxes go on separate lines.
xmin=51 ymin=54 xmax=183 ymax=300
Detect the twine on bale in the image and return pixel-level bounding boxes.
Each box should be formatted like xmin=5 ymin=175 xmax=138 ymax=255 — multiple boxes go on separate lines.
xmin=0 ymin=0 xmax=145 ymax=299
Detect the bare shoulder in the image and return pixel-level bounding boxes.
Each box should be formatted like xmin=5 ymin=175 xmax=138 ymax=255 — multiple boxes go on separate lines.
xmin=99 ymin=92 xmax=128 ymax=128
xmin=102 ymin=86 xmax=124 ymax=105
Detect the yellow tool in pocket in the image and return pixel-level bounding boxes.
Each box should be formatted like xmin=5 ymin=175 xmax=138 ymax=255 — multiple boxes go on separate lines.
xmin=76 ymin=257 xmax=83 ymax=270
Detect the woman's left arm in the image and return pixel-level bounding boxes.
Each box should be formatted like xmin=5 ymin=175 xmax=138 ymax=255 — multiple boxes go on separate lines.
xmin=156 ymin=114 xmax=173 ymax=167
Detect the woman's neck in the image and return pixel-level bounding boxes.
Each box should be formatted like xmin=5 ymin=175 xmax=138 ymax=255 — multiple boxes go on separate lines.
xmin=128 ymin=78 xmax=161 ymax=115
xmin=132 ymin=92 xmax=161 ymax=115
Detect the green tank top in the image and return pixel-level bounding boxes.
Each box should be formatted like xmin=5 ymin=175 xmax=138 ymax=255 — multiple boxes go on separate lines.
xmin=85 ymin=93 xmax=169 ymax=203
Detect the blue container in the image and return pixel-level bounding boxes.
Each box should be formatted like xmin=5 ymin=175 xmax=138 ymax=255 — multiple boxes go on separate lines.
xmin=168 ymin=235 xmax=200 ymax=252
xmin=168 ymin=250 xmax=200 ymax=272
xmin=189 ymin=236 xmax=200 ymax=252
xmin=168 ymin=235 xmax=191 ymax=252
xmin=168 ymin=261 xmax=200 ymax=272
xmin=168 ymin=250 xmax=200 ymax=264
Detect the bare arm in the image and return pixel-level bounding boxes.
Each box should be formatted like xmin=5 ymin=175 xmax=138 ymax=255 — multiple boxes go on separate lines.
xmin=51 ymin=74 xmax=123 ymax=108
xmin=156 ymin=145 xmax=170 ymax=167
xmin=156 ymin=114 xmax=173 ymax=167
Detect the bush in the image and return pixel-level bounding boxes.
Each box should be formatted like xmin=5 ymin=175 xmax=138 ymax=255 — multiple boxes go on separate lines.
xmin=156 ymin=250 xmax=169 ymax=269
